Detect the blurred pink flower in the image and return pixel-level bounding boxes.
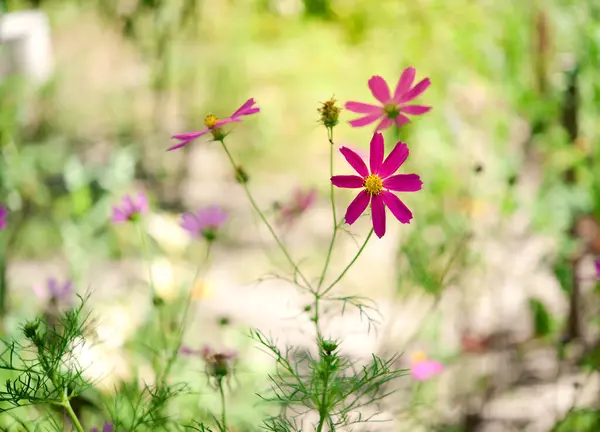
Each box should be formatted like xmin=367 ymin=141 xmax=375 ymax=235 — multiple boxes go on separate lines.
xmin=168 ymin=98 xmax=260 ymax=151
xmin=330 ymin=132 xmax=422 ymax=238
xmin=277 ymin=188 xmax=317 ymax=226
xmin=0 ymin=205 xmax=6 ymax=230
xmin=181 ymin=206 xmax=227 ymax=241
xmin=595 ymin=259 xmax=600 ymax=278
xmin=180 ymin=344 xmax=237 ymax=381
xmin=345 ymin=67 xmax=431 ymax=131
xmin=410 ymin=351 xmax=443 ymax=381
xmin=111 ymin=192 xmax=148 ymax=223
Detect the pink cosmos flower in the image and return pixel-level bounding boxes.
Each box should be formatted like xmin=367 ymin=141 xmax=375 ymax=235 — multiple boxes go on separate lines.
xmin=181 ymin=206 xmax=228 ymax=241
xmin=168 ymin=98 xmax=260 ymax=151
xmin=0 ymin=205 xmax=6 ymax=230
xmin=276 ymin=188 xmax=317 ymax=226
xmin=330 ymin=132 xmax=422 ymax=238
xmin=345 ymin=67 xmax=431 ymax=131
xmin=410 ymin=351 xmax=443 ymax=381
xmin=111 ymin=193 xmax=148 ymax=223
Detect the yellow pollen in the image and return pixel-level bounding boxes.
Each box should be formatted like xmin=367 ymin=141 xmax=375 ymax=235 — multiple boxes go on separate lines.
xmin=411 ymin=350 xmax=427 ymax=364
xmin=204 ymin=114 xmax=218 ymax=129
xmin=363 ymin=174 xmax=383 ymax=195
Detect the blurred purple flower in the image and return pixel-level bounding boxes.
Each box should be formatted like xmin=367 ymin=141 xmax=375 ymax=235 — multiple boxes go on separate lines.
xmin=276 ymin=188 xmax=317 ymax=226
xmin=111 ymin=193 xmax=148 ymax=223
xmin=595 ymin=259 xmax=600 ymax=279
xmin=91 ymin=423 xmax=114 ymax=432
xmin=181 ymin=206 xmax=227 ymax=241
xmin=0 ymin=205 xmax=6 ymax=230
xmin=33 ymin=278 xmax=73 ymax=306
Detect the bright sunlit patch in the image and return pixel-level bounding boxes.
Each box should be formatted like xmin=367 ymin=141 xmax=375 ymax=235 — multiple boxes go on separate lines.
xmin=150 ymin=258 xmax=179 ymax=300
xmin=192 ymin=278 xmax=214 ymax=300
xmin=146 ymin=213 xmax=190 ymax=256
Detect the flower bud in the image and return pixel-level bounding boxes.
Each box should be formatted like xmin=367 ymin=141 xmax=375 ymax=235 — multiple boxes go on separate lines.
xmin=318 ymin=97 xmax=341 ymax=129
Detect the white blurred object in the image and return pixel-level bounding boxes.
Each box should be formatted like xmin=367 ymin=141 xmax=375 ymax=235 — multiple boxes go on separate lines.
xmin=0 ymin=10 xmax=53 ymax=83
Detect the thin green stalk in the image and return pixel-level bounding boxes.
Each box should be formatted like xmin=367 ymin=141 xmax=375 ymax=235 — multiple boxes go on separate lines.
xmin=218 ymin=139 xmax=312 ymax=290
xmin=317 ymin=127 xmax=338 ymax=292
xmin=160 ymin=243 xmax=212 ymax=385
xmin=321 ymin=228 xmax=374 ymax=296
xmin=218 ymin=378 xmax=227 ymax=431
xmin=61 ymin=388 xmax=85 ymax=432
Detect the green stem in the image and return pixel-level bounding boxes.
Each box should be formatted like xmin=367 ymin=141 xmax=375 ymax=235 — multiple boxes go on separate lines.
xmin=316 ymin=362 xmax=331 ymax=432
xmin=218 ymin=378 xmax=227 ymax=431
xmin=321 ymin=228 xmax=374 ymax=296
xmin=161 ymin=243 xmax=212 ymax=385
xmin=218 ymin=139 xmax=312 ymax=290
xmin=317 ymin=128 xmax=338 ymax=292
xmin=61 ymin=388 xmax=85 ymax=432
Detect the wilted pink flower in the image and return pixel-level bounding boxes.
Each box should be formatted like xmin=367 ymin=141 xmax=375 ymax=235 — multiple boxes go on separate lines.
xmin=331 ymin=133 xmax=422 ymax=238
xmin=181 ymin=206 xmax=227 ymax=241
xmin=168 ymin=98 xmax=260 ymax=151
xmin=276 ymin=188 xmax=317 ymax=226
xmin=111 ymin=193 xmax=148 ymax=223
xmin=345 ymin=67 xmax=431 ymax=131
xmin=410 ymin=351 xmax=443 ymax=381
xmin=91 ymin=423 xmax=114 ymax=432
xmin=0 ymin=205 xmax=6 ymax=230
xmin=33 ymin=278 xmax=73 ymax=306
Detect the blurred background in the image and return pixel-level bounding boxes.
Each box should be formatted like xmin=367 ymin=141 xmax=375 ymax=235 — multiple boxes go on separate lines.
xmin=1 ymin=0 xmax=600 ymax=430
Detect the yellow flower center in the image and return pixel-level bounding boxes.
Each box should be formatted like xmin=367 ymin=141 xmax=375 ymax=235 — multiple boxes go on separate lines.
xmin=363 ymin=174 xmax=383 ymax=195
xmin=411 ymin=350 xmax=427 ymax=363
xmin=204 ymin=114 xmax=218 ymax=129
xmin=383 ymin=103 xmax=400 ymax=119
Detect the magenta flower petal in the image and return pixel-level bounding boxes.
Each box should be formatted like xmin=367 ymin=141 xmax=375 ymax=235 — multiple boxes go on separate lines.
xmin=393 ymin=67 xmax=416 ymax=102
xmin=167 ymin=139 xmax=194 ymax=152
xmin=103 ymin=423 xmax=114 ymax=432
xmin=345 ymin=101 xmax=382 ymax=114
xmin=111 ymin=208 xmax=127 ymax=223
xmin=395 ymin=114 xmax=411 ymax=127
xmin=401 ymin=105 xmax=432 ymax=115
xmin=345 ymin=190 xmax=370 ymax=224
xmin=349 ymin=112 xmax=383 ymax=128
xmin=383 ymin=174 xmax=423 ymax=192
xmin=111 ymin=193 xmax=148 ymax=223
xmin=339 ymin=147 xmax=369 ymax=177
xmin=369 ymin=133 xmax=384 ymax=174
xmin=371 ymin=194 xmax=386 ymax=238
xmin=595 ymin=259 xmax=600 ymax=278
xmin=368 ymin=76 xmax=391 ymax=104
xmin=0 ymin=206 xmax=7 ymax=230
xmin=381 ymin=191 xmax=413 ymax=224
xmin=137 ymin=193 xmax=149 ymax=214
xmin=331 ymin=175 xmax=364 ymax=189
xmin=375 ymin=117 xmax=394 ymax=132
xmin=231 ymin=98 xmax=260 ymax=118
xmin=172 ymin=131 xmax=207 ymax=140
xmin=399 ymin=78 xmax=431 ymax=104
xmin=379 ymin=142 xmax=409 ymax=179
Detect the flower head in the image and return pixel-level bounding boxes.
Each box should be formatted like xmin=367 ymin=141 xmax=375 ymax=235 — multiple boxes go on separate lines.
xmin=181 ymin=206 xmax=228 ymax=242
xmin=111 ymin=193 xmax=148 ymax=223
xmin=331 ymin=133 xmax=422 ymax=238
xmin=410 ymin=350 xmax=443 ymax=381
xmin=318 ymin=97 xmax=341 ymax=129
xmin=168 ymin=98 xmax=260 ymax=151
xmin=91 ymin=423 xmax=114 ymax=432
xmin=345 ymin=67 xmax=431 ymax=131
xmin=0 ymin=205 xmax=6 ymax=230
xmin=180 ymin=344 xmax=237 ymax=381
xmin=276 ymin=188 xmax=317 ymax=226
xmin=33 ymin=278 xmax=74 ymax=307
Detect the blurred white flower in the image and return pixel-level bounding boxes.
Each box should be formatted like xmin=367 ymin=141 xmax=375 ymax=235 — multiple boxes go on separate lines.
xmin=146 ymin=213 xmax=190 ymax=256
